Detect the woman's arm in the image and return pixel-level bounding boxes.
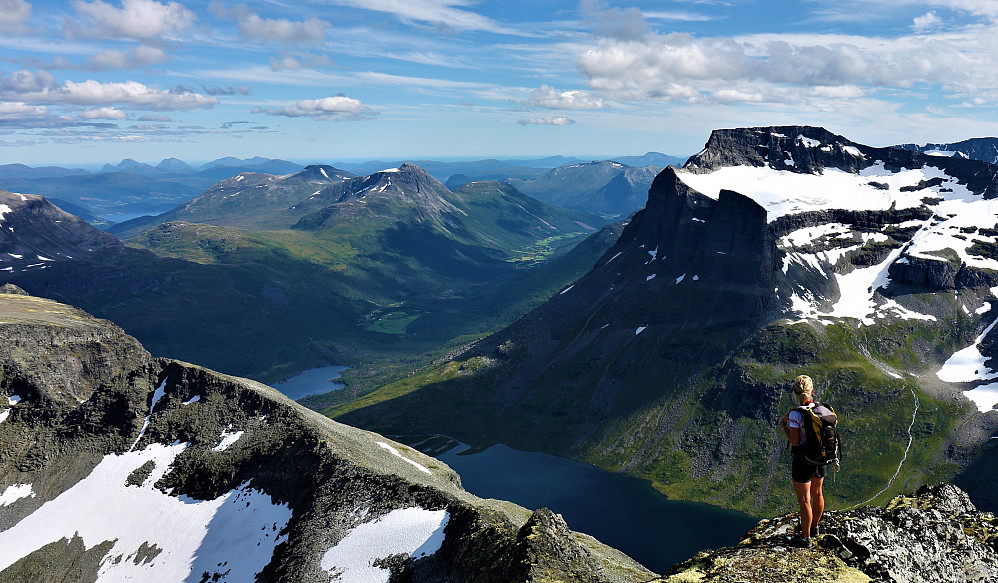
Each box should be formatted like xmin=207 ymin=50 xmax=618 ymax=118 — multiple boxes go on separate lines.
xmin=781 ymin=413 xmax=802 ymax=445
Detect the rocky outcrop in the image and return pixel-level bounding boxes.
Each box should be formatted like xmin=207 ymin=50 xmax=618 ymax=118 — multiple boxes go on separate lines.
xmin=660 ymin=484 xmax=998 ymax=583
xmin=0 ymin=291 xmax=653 ymax=583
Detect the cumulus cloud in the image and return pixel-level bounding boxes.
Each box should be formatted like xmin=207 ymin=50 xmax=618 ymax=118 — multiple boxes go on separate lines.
xmin=86 ymin=44 xmax=168 ymax=70
xmin=580 ymin=0 xmax=648 ymax=40
xmin=252 ymin=95 xmax=376 ymax=121
xmin=78 ymin=107 xmax=128 ymax=119
xmin=71 ymin=0 xmax=196 ymax=40
xmin=216 ymin=5 xmax=329 ymax=45
xmin=0 ymin=0 xmax=31 ymax=32
xmin=523 ymin=85 xmax=605 ymax=110
xmin=576 ymin=29 xmax=996 ymax=105
xmin=913 ymin=11 xmax=942 ymax=31
xmin=0 ymin=72 xmax=219 ymax=110
xmin=519 ymin=115 xmax=576 ymax=126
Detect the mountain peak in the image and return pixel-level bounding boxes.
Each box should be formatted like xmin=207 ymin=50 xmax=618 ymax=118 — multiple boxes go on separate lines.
xmin=684 ymin=125 xmax=868 ymax=174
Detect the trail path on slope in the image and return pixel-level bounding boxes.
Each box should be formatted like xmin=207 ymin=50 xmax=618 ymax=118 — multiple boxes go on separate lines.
xmin=846 ymin=387 xmax=919 ymax=509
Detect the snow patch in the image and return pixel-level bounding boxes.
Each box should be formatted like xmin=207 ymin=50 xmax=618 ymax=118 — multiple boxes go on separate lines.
xmin=183 ymin=395 xmax=201 ymax=405
xmin=212 ymin=430 xmax=244 ymax=452
xmin=605 ymin=251 xmax=623 ymax=265
xmin=0 ymin=442 xmax=293 ymax=581
xmin=646 ymin=274 xmax=656 ymax=281
xmin=675 ymin=274 xmax=686 ymax=284
xmin=0 ymin=204 xmax=11 ymax=223
xmin=964 ymin=383 xmax=998 ymax=412
xmin=937 ymin=315 xmax=998 ymax=383
xmin=129 ymin=381 xmax=167 ymax=451
xmin=797 ymin=135 xmax=821 ymax=148
xmin=559 ymin=285 xmax=574 ymax=295
xmin=647 ymin=247 xmax=658 ymax=262
xmin=635 ymin=326 xmax=647 ymax=335
xmin=0 ymin=409 xmax=8 ymax=424
xmin=321 ymin=507 xmax=448 ymax=582
xmin=377 ymin=442 xmax=432 ymax=475
xmin=0 ymin=483 xmax=34 ymax=507
xmin=977 ymin=302 xmax=992 ymax=315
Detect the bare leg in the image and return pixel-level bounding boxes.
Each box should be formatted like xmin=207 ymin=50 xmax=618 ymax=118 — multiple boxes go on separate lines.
xmin=792 ymin=480 xmax=812 ymax=536
xmin=810 ymin=477 xmax=824 ymax=531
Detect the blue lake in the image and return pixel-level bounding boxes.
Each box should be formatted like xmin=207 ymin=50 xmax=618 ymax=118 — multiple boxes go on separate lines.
xmin=270 ymin=365 xmax=347 ymax=400
xmin=433 ymin=442 xmax=758 ymax=574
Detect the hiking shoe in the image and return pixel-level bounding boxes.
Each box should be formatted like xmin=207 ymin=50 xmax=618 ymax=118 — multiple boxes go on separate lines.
xmin=788 ymin=534 xmax=812 ymax=548
xmin=793 ymin=524 xmax=819 ymax=538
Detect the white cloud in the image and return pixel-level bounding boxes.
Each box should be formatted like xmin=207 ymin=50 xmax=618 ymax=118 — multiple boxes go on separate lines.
xmin=577 ymin=27 xmax=998 ymax=105
xmin=523 ymin=84 xmax=605 ymax=110
xmin=0 ymin=0 xmax=31 ymax=32
xmin=86 ymin=44 xmax=168 ymax=69
xmin=235 ymin=11 xmax=329 ymax=45
xmin=580 ymin=0 xmax=648 ymax=40
xmin=0 ymin=102 xmax=49 ymax=117
xmin=78 ymin=107 xmax=128 ymax=119
xmin=913 ymin=11 xmax=942 ymax=31
xmin=0 ymin=70 xmax=57 ymax=93
xmin=1 ymin=74 xmax=218 ymax=110
xmin=519 ymin=115 xmax=575 ymax=126
xmin=253 ymin=95 xmax=375 ymax=120
xmin=71 ymin=0 xmax=196 ymax=40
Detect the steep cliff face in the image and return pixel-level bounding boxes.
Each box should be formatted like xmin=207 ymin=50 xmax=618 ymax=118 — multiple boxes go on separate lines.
xmin=0 ymin=291 xmax=653 ymax=583
xmin=659 ymin=484 xmax=998 ymax=583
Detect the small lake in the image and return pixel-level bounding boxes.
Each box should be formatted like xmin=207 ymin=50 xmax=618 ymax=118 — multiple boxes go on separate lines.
xmin=423 ymin=440 xmax=758 ymax=574
xmin=270 ymin=365 xmax=347 ymax=400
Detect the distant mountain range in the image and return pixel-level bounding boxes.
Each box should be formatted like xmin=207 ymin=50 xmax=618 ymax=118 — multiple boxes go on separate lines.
xmin=895 ymin=137 xmax=998 ymax=165
xmin=337 ymin=125 xmax=998 ymax=515
xmin=1 ymin=163 xmax=615 ymax=387
xmin=506 ymin=160 xmax=663 ymax=217
xmin=0 ymin=153 xmax=684 ymax=228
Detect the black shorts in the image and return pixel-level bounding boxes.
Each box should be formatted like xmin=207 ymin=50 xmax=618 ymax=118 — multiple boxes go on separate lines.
xmin=792 ymin=456 xmax=828 ymax=483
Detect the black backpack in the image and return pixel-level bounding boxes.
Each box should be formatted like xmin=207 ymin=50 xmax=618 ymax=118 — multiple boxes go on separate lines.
xmin=795 ymin=403 xmax=842 ymax=466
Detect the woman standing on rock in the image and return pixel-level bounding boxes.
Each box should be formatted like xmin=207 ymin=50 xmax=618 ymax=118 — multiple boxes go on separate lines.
xmin=779 ymin=374 xmax=825 ymax=548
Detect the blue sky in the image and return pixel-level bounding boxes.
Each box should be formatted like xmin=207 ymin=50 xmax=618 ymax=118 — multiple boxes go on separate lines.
xmin=3 ymin=0 xmax=998 ymax=166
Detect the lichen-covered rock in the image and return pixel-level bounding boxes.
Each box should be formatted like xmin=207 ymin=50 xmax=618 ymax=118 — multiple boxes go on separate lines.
xmin=657 ymin=484 xmax=998 ymax=583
